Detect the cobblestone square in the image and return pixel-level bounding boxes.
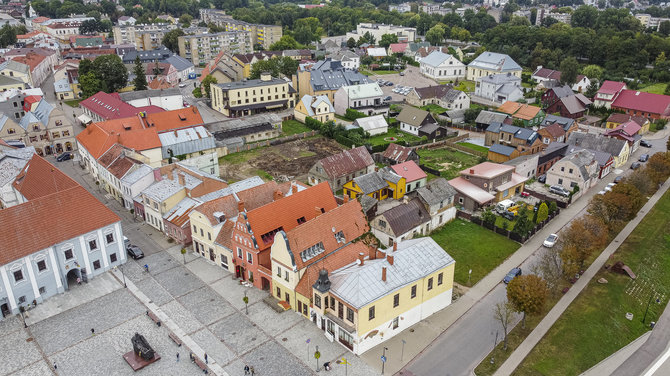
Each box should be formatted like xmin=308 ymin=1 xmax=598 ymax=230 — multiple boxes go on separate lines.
xmin=153 ymin=265 xmax=204 ymax=298
xmin=209 ymin=314 xmax=270 ymax=355
xmin=190 ymin=327 xmax=237 ymax=366
xmin=240 ymin=341 xmax=314 ymax=376
xmin=143 ymin=251 xmax=181 ymax=275
xmin=0 ymin=320 xmax=42 ymax=375
xmin=177 ymin=286 xmax=236 ymax=325
xmin=160 ymin=300 xmax=204 ymax=334
xmin=135 ymin=277 xmax=174 ymax=306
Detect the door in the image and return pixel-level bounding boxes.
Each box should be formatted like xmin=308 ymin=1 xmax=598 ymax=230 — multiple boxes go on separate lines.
xmin=321 ymin=318 xmax=326 ymax=331
xmin=0 ymin=303 xmax=10 ymax=318
xmin=209 ymin=248 xmax=215 ymax=262
xmin=284 ymin=292 xmax=289 ymax=303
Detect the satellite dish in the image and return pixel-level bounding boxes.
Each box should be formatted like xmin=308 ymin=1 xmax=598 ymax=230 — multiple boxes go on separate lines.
xmin=332 ymin=227 xmax=336 ymax=232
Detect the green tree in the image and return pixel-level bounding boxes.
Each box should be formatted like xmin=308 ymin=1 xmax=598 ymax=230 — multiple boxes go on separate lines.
xmin=293 ymin=17 xmax=323 ymax=45
xmin=0 ymin=24 xmax=18 ymax=48
xmin=79 ymin=72 xmax=105 ymax=98
xmin=379 ymin=33 xmax=398 ymax=48
xmin=92 ymin=55 xmax=128 ymax=93
xmin=269 ymin=35 xmax=302 ymax=51
xmin=512 ymin=207 xmax=534 ymax=238
xmin=346 ymin=37 xmax=356 ymax=49
xmin=507 ymin=274 xmax=548 ymax=328
xmin=536 ymin=202 xmax=549 ymax=223
xmin=585 ymin=81 xmax=599 ymax=98
xmin=482 ymin=209 xmax=496 ymax=226
xmin=133 ymin=56 xmax=148 ymax=91
xmin=162 ymin=28 xmax=185 ymax=53
xmin=581 ymin=64 xmax=604 ymax=83
xmin=425 ymin=24 xmax=446 ymax=46
xmin=179 ymin=14 xmax=193 ymax=27
xmin=559 ymin=56 xmax=579 ymax=86
xmin=201 ymin=74 xmax=217 ymax=98
xmin=660 ymin=20 xmax=670 ymax=36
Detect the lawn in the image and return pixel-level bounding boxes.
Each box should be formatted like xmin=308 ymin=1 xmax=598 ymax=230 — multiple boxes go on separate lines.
xmin=431 ymin=219 xmax=520 ymax=286
xmin=218 ymin=148 xmax=263 ymax=165
xmin=417 ymin=147 xmax=482 ymax=180
xmin=457 ymin=142 xmax=489 ymax=153
xmin=365 ymin=127 xmax=425 ymax=146
xmin=514 ymin=189 xmax=670 ymax=376
xmin=64 ymin=99 xmax=82 ymax=107
xmin=639 ymin=83 xmax=667 ymax=95
xmin=282 ymin=119 xmax=312 ymax=136
xmin=421 ymin=104 xmax=448 ymax=114
xmin=453 ymin=80 xmax=476 ymax=93
xmin=494 ymin=215 xmax=516 ymax=229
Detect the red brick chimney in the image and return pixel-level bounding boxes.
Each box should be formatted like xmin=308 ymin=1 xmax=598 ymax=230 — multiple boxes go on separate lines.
xmin=178 ymin=173 xmax=185 ymax=186
xmin=315 ymin=206 xmax=322 ymax=216
xmin=358 ymin=252 xmax=365 ymax=266
xmin=393 ymin=242 xmax=397 ymax=252
xmin=273 ymin=189 xmax=283 ymax=200
xmin=343 ymin=194 xmax=349 ymax=203
xmin=469 ymin=169 xmax=475 ymax=174
xmin=381 ymin=266 xmax=387 ymax=282
xmin=368 ymin=245 xmax=377 ymax=260
xmin=238 ymin=200 xmax=245 ymax=212
xmin=387 ymin=247 xmax=395 ymax=265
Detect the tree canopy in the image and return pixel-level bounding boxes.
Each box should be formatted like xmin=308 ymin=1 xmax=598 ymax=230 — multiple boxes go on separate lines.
xmin=133 ymin=56 xmax=148 ymax=91
xmin=79 ymin=55 xmax=129 ymax=98
xmin=162 ymin=29 xmax=185 ymax=53
xmin=249 ymin=56 xmax=299 ymax=79
xmin=507 ymin=274 xmax=548 ymax=328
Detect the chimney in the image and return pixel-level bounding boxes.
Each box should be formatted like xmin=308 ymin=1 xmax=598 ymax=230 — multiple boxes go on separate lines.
xmin=316 ymin=206 xmax=322 ymax=216
xmin=393 ymin=242 xmax=397 ymax=252
xmin=381 ymin=266 xmax=387 ymax=282
xmin=357 ymin=252 xmax=365 ymax=266
xmin=178 ymin=173 xmax=185 ymax=186
xmin=368 ymin=245 xmax=377 ymax=260
xmin=343 ymin=194 xmax=349 ymax=203
xmin=167 ymin=169 xmax=174 ymax=180
xmin=387 ymin=251 xmax=394 ymax=266
xmin=153 ymin=169 xmax=162 ymax=181
xmin=238 ymin=200 xmax=245 ymax=212
xmin=469 ymin=169 xmax=474 ymax=174
xmin=273 ymin=189 xmax=283 ymax=200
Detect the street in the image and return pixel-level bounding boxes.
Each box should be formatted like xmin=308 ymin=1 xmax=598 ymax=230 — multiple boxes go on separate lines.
xmin=397 ymin=135 xmax=668 ymax=376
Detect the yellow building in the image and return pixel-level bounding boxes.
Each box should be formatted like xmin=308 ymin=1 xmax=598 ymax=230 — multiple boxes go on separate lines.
xmin=270 ymin=200 xmax=369 ymax=315
xmin=0 ymin=59 xmax=31 ymax=87
xmin=310 ymin=238 xmax=455 ymax=355
xmin=178 ymin=31 xmax=253 ymax=67
xmin=0 ymin=74 xmax=25 ymax=91
xmin=210 ymin=73 xmax=296 ymax=117
xmin=605 ymin=113 xmax=650 ymax=134
xmin=294 ymin=94 xmax=334 ymax=123
xmin=466 ymin=52 xmax=522 ymax=81
xmin=343 ymin=169 xmax=406 ymax=201
xmin=293 ymin=59 xmax=372 ymax=104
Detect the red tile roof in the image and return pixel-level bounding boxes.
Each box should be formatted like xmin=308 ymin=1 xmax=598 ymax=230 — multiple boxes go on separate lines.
xmin=318 ymin=146 xmax=374 ymax=180
xmin=390 ymin=161 xmax=426 ymax=183
xmin=598 ymin=81 xmax=627 ymax=95
xmin=0 ymin=185 xmax=120 ymax=265
xmin=540 ymin=122 xmax=566 ymax=139
xmin=612 ymin=90 xmax=670 ymax=117
xmin=382 ymin=143 xmax=414 ymax=163
xmin=80 ymin=91 xmax=165 ymax=121
xmin=533 ymin=67 xmax=561 ymax=81
xmin=284 ymin=199 xmax=369 ymax=270
xmin=246 ymin=182 xmax=337 ymax=251
xmin=606 ymin=113 xmax=647 ymax=126
xmin=11 ymin=53 xmax=46 ymax=72
xmin=389 ymin=43 xmax=408 ymax=54
xmin=460 ymin=161 xmax=515 ymax=179
xmin=12 ymin=154 xmax=79 ymax=200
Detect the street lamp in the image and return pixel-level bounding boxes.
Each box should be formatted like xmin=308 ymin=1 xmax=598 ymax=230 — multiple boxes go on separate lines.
xmin=381 ymin=347 xmax=389 ymax=375
xmin=490 ymin=330 xmax=498 ymax=364
xmin=19 ymin=306 xmax=27 ymax=328
xmin=119 ymin=264 xmax=127 ymax=288
xmin=642 ymin=291 xmax=661 ymax=324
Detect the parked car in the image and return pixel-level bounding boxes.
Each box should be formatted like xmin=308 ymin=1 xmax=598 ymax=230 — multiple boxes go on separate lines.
xmin=640 ymin=140 xmax=652 ymax=148
xmin=56 ymin=152 xmax=73 ymax=162
xmin=614 ymin=176 xmax=623 ymax=184
xmin=501 ymin=211 xmax=516 ymax=221
xmin=399 ymin=71 xmax=405 ymax=76
xmin=520 ymin=191 xmax=530 ymax=198
xmin=605 ymin=182 xmax=616 ymax=191
xmin=178 ymin=83 xmax=187 ymax=88
xmin=386 ymin=82 xmax=394 ymax=86
xmin=538 ymin=174 xmax=546 ymax=183
xmin=543 ymin=234 xmax=559 ymax=248
xmin=126 ymin=245 xmax=144 ymax=259
xmin=639 ymin=154 xmax=649 ymax=162
xmin=598 ymin=190 xmax=607 ymax=195
xmin=631 ymin=162 xmax=642 ymax=170
xmin=549 ymin=185 xmax=570 ymax=197
xmin=503 ymin=267 xmax=522 ymax=284
xmin=384 ymin=96 xmax=392 ymax=101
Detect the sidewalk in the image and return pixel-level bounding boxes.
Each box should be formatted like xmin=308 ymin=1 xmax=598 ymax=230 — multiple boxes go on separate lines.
xmin=361 ymin=173 xmax=604 ymax=375
xmin=493 ymin=177 xmax=670 ymax=376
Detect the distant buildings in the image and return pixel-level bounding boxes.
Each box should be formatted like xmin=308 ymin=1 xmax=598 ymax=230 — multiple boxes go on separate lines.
xmin=210 ymin=73 xmax=296 ymax=117
xmin=200 ymin=9 xmax=282 ymax=49
xmin=466 ymin=52 xmax=522 ymax=81
xmin=294 ymin=59 xmax=371 ymax=103
xmin=178 ymin=31 xmax=253 ymax=67
xmin=636 ymin=13 xmax=670 ymax=31
xmin=346 ymin=23 xmax=417 ymax=43
xmin=419 ymin=51 xmax=466 ymax=81
xmin=113 ymin=24 xmax=179 ymax=51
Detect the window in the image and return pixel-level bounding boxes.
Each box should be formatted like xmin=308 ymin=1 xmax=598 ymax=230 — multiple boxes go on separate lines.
xmin=438 ymin=272 xmax=443 ymax=286
xmin=276 ymin=286 xmax=281 ymax=298
xmin=369 ymin=306 xmax=375 ymax=320
xmin=330 ymin=296 xmax=335 ymax=309
xmin=379 ymin=220 xmax=386 ymax=229
xmin=346 ymin=307 xmax=354 ymax=322
xmin=314 ymin=294 xmax=321 ymax=308
xmin=411 ymin=285 xmax=417 ymax=298
xmin=246 ymin=252 xmax=253 ymax=264
xmin=393 ymin=316 xmax=399 ymax=329
xmin=339 ymin=328 xmax=353 ymax=350
xmin=208 ymin=232 xmax=211 ymax=241
xmin=105 ymin=233 xmax=114 ymax=244
xmin=427 ymin=277 xmax=434 ymax=291
xmin=93 ymin=260 xmax=101 ymax=270
xmin=193 ymin=224 xmax=197 ymax=232
xmin=37 ymin=260 xmax=47 ymax=272
xmin=39 ymin=286 xmax=46 ymax=295
xmin=237 ymin=248 xmax=242 ymax=258
xmin=325 ymin=295 xmax=329 ymax=309
xmin=89 ymin=239 xmax=98 ymax=251
xmin=13 ymin=270 xmax=23 ymax=282
xmin=558 ymin=178 xmax=563 ymax=185
xmin=276 ymin=266 xmax=281 ymax=277
xmin=200 ymin=229 xmax=203 ymax=237
xmin=393 ymin=293 xmax=400 ymax=307
xmin=64 ymin=249 xmax=73 ymax=260
xmin=338 ymin=301 xmax=344 ymax=319
xmin=569 ymin=168 xmax=573 ymax=174
xmin=110 ymin=253 xmax=117 ymax=263
xmin=284 ymin=270 xmax=289 ymax=282
xmin=18 ymin=296 xmax=25 ymax=304
xmin=327 ymin=320 xmax=335 ymax=335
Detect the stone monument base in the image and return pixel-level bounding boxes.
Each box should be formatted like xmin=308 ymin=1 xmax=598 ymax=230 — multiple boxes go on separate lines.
xmin=123 ymin=350 xmax=161 ymax=371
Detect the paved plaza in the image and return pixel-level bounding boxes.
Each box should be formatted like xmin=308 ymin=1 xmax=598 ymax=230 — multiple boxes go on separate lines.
xmin=0 ymin=244 xmax=377 ymax=376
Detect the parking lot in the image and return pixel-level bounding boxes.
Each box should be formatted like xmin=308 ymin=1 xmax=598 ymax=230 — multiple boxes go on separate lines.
xmin=369 ymin=68 xmax=440 ymax=102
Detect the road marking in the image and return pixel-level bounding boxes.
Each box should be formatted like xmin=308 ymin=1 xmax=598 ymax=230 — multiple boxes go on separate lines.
xmin=643 ymin=343 xmax=670 ymax=376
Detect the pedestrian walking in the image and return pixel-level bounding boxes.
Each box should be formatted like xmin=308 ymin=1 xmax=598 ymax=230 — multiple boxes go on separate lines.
xmin=144 ymin=264 xmax=149 ymax=273
xmin=250 ymin=366 xmax=255 ymax=376
xmin=91 ymin=328 xmax=95 ymax=336
xmin=76 ymin=277 xmax=81 ymax=285
xmin=204 ymin=353 xmax=208 ymax=364
xmin=53 ymin=362 xmax=57 ymax=370
xmin=189 ymin=353 xmax=195 ymax=362
xmin=176 ymin=352 xmax=180 ymax=362
xmin=244 ymin=365 xmax=250 ymax=375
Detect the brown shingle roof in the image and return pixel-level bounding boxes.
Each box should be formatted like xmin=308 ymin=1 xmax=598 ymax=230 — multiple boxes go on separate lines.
xmin=379 ymin=198 xmax=430 ymax=236
xmin=12 ymin=154 xmax=79 ymax=200
xmin=542 ymin=122 xmax=566 ymax=139
xmin=0 ymin=184 xmax=120 ymax=265
xmin=382 ymin=143 xmax=414 ymax=163
xmin=318 ymin=146 xmax=374 ymax=180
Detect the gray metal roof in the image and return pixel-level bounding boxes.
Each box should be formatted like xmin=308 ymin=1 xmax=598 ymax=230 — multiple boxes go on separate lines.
xmin=541 ymin=114 xmax=575 ymax=132
xmin=159 ymin=126 xmax=216 ymax=159
xmin=415 ymin=178 xmax=456 ymax=206
xmin=164 ymin=54 xmax=194 ymax=72
xmin=353 ymin=171 xmax=389 ymax=194
xmin=353 ymin=115 xmax=388 ymax=132
xmin=489 ymin=143 xmax=516 ymax=156
xmin=121 ymin=164 xmax=153 ymax=185
xmin=119 ymin=87 xmax=181 ymax=102
xmin=420 ymin=50 xmax=457 ymax=68
xmin=475 ymin=110 xmax=509 ymax=125
xmin=215 ymin=76 xmax=287 ymax=90
xmin=567 ymin=132 xmax=626 ymax=157
xmin=142 ymin=172 xmax=202 ymax=202
xmin=468 ymin=52 xmax=522 ymax=72
xmin=307 ymin=59 xmax=371 ymax=92
xmin=195 ymin=176 xmax=264 ymax=202
xmin=478 ymin=73 xmax=521 ymax=85
xmin=329 ymin=237 xmax=455 ymax=309
xmin=379 ymin=198 xmax=430 ymax=236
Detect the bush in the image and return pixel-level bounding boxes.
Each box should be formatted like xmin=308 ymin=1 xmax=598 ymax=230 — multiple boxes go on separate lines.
xmin=192 ymin=87 xmax=202 ymax=98
xmin=345 ymin=108 xmax=367 ymax=121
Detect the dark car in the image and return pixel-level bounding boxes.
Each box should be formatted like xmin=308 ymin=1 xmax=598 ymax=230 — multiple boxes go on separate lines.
xmin=56 ymin=152 xmax=73 ymax=162
xmin=126 ymin=245 xmax=144 ymax=259
xmin=503 ymin=268 xmax=522 ymax=284
xmin=614 ymin=176 xmax=623 ymax=184
xmin=631 ymin=162 xmax=642 ymax=170
xmin=501 ymin=211 xmax=516 ymax=221
xmin=384 ymin=96 xmax=392 ymax=101
xmin=639 ymin=154 xmax=649 ymax=162
xmin=538 ymin=174 xmax=546 ymax=183
xmin=386 ymin=82 xmax=394 ymax=86
xmin=640 ymin=140 xmax=652 ymax=148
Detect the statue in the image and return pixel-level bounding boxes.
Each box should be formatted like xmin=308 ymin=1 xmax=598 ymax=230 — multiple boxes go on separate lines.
xmin=131 ymin=333 xmax=155 ymax=360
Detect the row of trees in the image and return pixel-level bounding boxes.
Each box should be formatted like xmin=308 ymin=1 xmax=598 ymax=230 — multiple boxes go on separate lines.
xmin=0 ymin=24 xmax=26 ymax=49
xmin=249 ymin=56 xmax=299 ymax=79
xmin=79 ymin=55 xmax=128 ymax=98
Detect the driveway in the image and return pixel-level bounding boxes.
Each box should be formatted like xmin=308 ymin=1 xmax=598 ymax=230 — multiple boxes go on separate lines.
xmin=369 ymin=68 xmax=439 ymax=102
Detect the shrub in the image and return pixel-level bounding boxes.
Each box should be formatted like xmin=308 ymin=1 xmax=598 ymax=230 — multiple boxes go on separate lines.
xmin=345 ymin=108 xmax=367 ymax=121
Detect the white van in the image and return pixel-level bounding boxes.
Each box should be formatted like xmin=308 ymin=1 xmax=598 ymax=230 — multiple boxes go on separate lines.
xmin=123 ymin=236 xmax=130 ymax=248
xmin=495 ymin=199 xmax=515 ymax=214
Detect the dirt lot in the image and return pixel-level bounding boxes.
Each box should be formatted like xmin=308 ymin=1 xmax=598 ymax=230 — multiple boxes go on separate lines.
xmin=219 ymin=137 xmax=346 ymax=183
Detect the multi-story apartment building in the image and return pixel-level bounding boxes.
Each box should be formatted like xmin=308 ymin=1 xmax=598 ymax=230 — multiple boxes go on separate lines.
xmin=112 ymin=24 xmax=209 ymax=51
xmin=334 ymin=83 xmax=389 ymax=117
xmin=199 ymin=9 xmax=282 ymax=49
xmin=210 ymin=73 xmax=296 ymax=117
xmin=346 ymin=23 xmax=417 ymax=43
xmin=178 ymin=31 xmax=253 ymax=67
xmin=636 ymin=13 xmax=670 ymax=31
xmin=293 ymin=59 xmax=371 ymax=104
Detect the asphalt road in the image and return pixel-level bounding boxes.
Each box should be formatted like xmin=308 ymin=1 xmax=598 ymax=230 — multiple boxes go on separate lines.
xmin=401 ymin=136 xmax=667 ymax=376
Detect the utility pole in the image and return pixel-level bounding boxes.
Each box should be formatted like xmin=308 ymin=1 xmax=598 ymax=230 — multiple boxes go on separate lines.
xmin=381 ymin=347 xmax=388 ymax=375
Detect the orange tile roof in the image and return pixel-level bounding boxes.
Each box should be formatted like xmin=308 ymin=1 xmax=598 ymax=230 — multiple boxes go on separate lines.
xmin=294 ymin=242 xmax=368 ymax=298
xmin=496 ymin=101 xmax=542 ymax=121
xmin=0 ymin=185 xmax=120 ymax=265
xmin=246 ymin=182 xmax=337 ymax=251
xmin=11 ymin=53 xmax=47 ymax=72
xmin=12 ymin=154 xmax=79 ymax=200
xmin=496 ymin=101 xmax=522 ymax=116
xmin=285 ymin=199 xmax=369 ymax=270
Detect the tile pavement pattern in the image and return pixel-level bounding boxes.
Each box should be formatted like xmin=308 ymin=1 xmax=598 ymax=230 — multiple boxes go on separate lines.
xmin=0 ymin=246 xmax=377 ymax=375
